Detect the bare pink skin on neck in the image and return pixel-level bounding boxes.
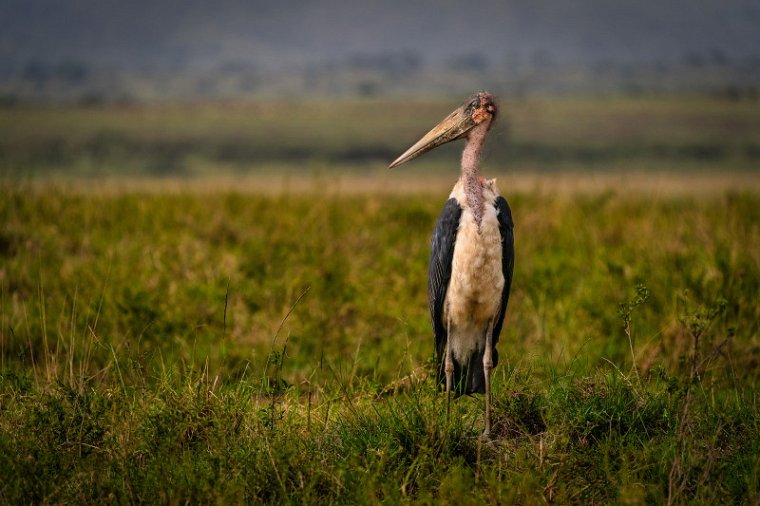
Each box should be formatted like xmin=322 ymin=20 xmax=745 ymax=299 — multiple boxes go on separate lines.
xmin=460 ymin=118 xmax=492 ymax=228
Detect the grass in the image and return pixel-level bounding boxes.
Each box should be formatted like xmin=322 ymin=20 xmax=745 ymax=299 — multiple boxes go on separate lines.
xmin=1 ymin=178 xmax=758 ymax=504
xmin=0 ymin=94 xmax=758 ymax=503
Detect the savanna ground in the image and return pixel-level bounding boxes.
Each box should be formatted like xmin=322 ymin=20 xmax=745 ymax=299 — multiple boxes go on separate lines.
xmin=1 ymin=96 xmax=759 ymax=504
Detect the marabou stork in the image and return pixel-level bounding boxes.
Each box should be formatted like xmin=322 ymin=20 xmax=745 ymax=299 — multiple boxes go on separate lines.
xmin=389 ymin=92 xmax=514 ymax=436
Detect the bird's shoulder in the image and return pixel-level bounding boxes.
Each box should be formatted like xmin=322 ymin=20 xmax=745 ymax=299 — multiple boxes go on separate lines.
xmin=449 ymin=177 xmax=502 ymax=205
xmin=483 ymin=178 xmax=501 ymax=205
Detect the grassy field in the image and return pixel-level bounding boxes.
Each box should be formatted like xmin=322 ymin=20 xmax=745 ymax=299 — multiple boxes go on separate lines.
xmin=1 ymin=96 xmax=759 ymax=503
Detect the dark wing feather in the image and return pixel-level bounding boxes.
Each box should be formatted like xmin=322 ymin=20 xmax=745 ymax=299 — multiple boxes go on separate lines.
xmin=428 ymin=198 xmax=462 ymax=382
xmin=491 ymin=195 xmax=515 ymax=368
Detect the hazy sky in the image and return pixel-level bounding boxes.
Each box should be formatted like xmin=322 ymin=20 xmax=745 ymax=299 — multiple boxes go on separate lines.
xmin=1 ymin=0 xmax=758 ymax=71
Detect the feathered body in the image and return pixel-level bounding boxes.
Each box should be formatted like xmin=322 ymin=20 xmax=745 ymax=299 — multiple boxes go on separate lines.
xmin=429 ymin=178 xmax=514 ymax=394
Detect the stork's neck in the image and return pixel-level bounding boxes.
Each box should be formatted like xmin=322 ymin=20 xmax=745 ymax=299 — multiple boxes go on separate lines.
xmin=461 ymin=119 xmax=491 ymax=227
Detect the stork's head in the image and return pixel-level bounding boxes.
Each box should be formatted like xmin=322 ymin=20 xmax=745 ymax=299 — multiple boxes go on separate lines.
xmin=389 ymin=91 xmax=497 ymax=168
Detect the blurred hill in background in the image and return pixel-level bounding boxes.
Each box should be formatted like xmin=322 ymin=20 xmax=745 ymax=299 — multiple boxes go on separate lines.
xmin=1 ymin=0 xmax=759 ymax=102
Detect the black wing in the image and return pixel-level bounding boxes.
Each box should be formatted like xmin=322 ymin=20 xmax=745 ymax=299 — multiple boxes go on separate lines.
xmin=491 ymin=195 xmax=515 ymax=367
xmin=428 ymin=198 xmax=462 ymax=377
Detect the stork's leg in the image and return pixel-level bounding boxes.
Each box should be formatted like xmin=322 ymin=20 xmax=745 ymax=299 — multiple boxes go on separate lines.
xmin=482 ymin=319 xmax=495 ymax=437
xmin=445 ymin=317 xmax=454 ymax=423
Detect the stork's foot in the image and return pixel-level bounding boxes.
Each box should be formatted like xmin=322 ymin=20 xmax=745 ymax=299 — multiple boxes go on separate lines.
xmin=478 ymin=428 xmax=496 ymax=446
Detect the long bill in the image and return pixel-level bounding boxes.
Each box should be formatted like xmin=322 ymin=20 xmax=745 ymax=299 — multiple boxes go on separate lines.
xmin=388 ymin=103 xmax=479 ymax=168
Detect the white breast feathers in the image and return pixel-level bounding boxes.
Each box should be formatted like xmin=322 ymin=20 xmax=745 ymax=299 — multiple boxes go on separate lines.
xmin=444 ymin=178 xmax=505 ymax=362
